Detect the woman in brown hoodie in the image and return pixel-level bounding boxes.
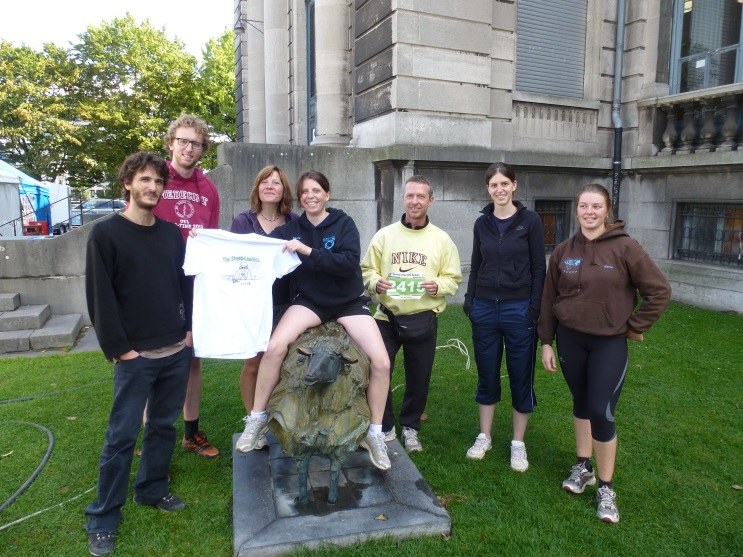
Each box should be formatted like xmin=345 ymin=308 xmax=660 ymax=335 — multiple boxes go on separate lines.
xmin=538 ymin=184 xmax=671 ymax=524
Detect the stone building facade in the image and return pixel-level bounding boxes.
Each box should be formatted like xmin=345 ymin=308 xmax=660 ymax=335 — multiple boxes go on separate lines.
xmin=228 ymin=0 xmax=743 ymax=312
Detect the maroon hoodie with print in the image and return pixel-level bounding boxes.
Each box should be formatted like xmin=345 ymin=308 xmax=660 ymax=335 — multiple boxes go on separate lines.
xmin=538 ymin=221 xmax=671 ymax=344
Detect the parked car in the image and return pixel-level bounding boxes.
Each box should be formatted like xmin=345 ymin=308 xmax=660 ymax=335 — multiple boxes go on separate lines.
xmin=68 ymin=198 xmax=127 ymax=227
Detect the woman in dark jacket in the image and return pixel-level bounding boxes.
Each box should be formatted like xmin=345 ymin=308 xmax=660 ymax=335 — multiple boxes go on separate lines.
xmin=234 ymin=171 xmax=392 ymax=471
xmin=463 ymin=162 xmax=545 ymax=471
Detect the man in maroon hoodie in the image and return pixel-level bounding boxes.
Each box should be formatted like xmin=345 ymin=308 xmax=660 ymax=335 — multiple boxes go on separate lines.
xmin=152 ymin=114 xmax=221 ymax=458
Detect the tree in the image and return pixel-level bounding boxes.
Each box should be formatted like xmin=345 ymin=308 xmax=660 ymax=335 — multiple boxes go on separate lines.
xmin=71 ymin=14 xmax=200 ymax=187
xmin=0 ymin=16 xmax=236 ymax=189
xmin=195 ymin=28 xmax=236 ymax=169
xmin=0 ymin=41 xmax=81 ymax=181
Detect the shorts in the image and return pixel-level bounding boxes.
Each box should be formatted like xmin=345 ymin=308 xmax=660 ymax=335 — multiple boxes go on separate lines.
xmin=292 ymin=295 xmax=371 ymax=324
xmin=272 ymin=304 xmax=289 ymax=329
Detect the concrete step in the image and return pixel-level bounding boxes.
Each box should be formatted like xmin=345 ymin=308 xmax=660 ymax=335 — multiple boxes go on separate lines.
xmin=0 ymin=329 xmax=33 ymax=353
xmin=0 ymin=304 xmax=51 ymax=332
xmin=30 ymin=314 xmax=84 ymax=350
xmin=0 ymin=293 xmax=21 ymax=311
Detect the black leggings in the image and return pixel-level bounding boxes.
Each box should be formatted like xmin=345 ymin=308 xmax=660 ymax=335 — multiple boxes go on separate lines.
xmin=556 ymin=324 xmax=628 ymax=442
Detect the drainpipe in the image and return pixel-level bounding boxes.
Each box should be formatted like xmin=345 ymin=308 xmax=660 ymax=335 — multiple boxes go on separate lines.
xmin=611 ymin=0 xmax=627 ymax=218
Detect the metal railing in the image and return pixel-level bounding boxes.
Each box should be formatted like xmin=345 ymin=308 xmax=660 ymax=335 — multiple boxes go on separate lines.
xmin=675 ymin=202 xmax=743 ymax=267
xmin=535 ymin=199 xmax=571 ymax=253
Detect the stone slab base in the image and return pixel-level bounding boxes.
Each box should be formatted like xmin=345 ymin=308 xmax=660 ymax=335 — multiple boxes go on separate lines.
xmin=232 ymin=433 xmax=450 ymax=556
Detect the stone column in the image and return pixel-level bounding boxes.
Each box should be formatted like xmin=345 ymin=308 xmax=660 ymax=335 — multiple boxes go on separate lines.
xmin=234 ymin=0 xmax=249 ymax=141
xmin=246 ymin=0 xmax=266 ymax=143
xmin=311 ymin=0 xmax=351 ymax=145
xmin=264 ymin=0 xmax=291 ymax=144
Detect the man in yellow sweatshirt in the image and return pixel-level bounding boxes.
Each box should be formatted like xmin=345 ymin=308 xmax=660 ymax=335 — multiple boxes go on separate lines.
xmin=361 ymin=175 xmax=462 ymax=453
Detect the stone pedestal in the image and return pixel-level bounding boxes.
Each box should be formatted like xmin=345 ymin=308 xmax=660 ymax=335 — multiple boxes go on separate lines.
xmin=232 ymin=433 xmax=451 ymax=556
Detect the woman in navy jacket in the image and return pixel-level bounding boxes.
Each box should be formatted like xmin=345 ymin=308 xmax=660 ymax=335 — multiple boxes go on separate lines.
xmin=234 ymin=171 xmax=392 ymax=471
xmin=463 ymin=162 xmax=545 ymax=470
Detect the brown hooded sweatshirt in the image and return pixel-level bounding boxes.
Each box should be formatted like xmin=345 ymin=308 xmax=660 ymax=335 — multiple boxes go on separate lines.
xmin=538 ymin=221 xmax=671 ymax=345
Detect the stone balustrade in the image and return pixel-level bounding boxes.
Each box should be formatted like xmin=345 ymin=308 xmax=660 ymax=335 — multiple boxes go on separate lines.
xmin=638 ymin=83 xmax=743 ymax=156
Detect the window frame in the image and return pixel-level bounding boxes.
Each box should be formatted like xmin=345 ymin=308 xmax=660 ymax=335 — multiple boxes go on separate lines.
xmin=669 ymin=0 xmax=743 ymax=94
xmin=535 ymin=199 xmax=573 ymax=254
xmin=673 ymin=201 xmax=743 ymax=268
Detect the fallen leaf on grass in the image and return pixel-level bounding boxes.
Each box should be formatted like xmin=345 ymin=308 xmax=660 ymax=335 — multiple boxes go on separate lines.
xmin=67 ymin=416 xmax=77 ymax=420
xmin=1 ymin=451 xmax=13 ymax=458
xmin=375 ymin=514 xmax=388 ymax=521
xmin=732 ymin=485 xmax=743 ymax=491
xmin=437 ymin=493 xmax=467 ymax=510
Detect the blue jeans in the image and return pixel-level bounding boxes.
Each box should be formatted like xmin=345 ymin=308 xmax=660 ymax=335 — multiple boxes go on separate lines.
xmin=470 ymin=298 xmax=537 ymax=413
xmin=85 ymin=346 xmax=191 ymax=533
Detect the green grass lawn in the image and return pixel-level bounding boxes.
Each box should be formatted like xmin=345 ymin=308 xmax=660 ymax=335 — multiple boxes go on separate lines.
xmin=0 ymin=302 xmax=741 ymax=556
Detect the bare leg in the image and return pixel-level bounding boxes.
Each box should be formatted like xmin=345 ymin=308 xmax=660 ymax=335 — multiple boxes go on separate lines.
xmin=182 ymin=357 xmax=202 ymax=421
xmin=573 ymin=417 xmax=593 ymax=459
xmin=337 ymin=314 xmax=390 ymax=424
xmin=252 ymin=305 xmax=321 ymax=412
xmin=240 ymin=354 xmax=261 ymax=414
xmin=512 ymin=409 xmax=529 ymax=442
xmin=478 ymin=403 xmax=495 ymax=438
xmin=593 ymin=436 xmax=617 ymax=483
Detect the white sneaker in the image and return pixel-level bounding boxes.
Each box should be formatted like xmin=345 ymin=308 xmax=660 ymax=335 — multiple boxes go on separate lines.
xmin=360 ymin=431 xmax=391 ymax=470
xmin=510 ymin=441 xmax=529 ymax=472
xmin=383 ymin=427 xmax=397 ymax=443
xmin=254 ymin=433 xmax=269 ymax=450
xmin=235 ymin=414 xmax=268 ymax=452
xmin=466 ymin=433 xmax=492 ymax=460
xmin=401 ymin=427 xmax=423 ymax=453
xmin=596 ymin=485 xmax=620 ymax=523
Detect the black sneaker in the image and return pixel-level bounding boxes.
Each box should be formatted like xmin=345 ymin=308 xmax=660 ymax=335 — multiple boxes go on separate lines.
xmin=88 ymin=531 xmax=116 ymax=556
xmin=155 ymin=493 xmax=185 ymax=512
xmin=133 ymin=493 xmax=186 ymax=512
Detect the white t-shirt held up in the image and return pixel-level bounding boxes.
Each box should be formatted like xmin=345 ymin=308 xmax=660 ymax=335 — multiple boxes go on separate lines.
xmin=183 ymin=229 xmax=301 ymax=358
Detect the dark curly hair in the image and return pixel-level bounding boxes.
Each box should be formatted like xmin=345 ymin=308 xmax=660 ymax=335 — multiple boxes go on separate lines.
xmin=117 ymin=152 xmax=169 ymax=202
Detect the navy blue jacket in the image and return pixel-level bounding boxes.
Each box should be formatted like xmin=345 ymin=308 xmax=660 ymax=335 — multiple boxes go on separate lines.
xmin=464 ymin=201 xmax=546 ymax=321
xmin=271 ymin=208 xmax=366 ymax=308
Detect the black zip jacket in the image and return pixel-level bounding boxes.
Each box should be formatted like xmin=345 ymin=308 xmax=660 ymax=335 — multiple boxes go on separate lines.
xmin=271 ymin=208 xmax=365 ymax=308
xmin=464 ymin=201 xmax=546 ymax=321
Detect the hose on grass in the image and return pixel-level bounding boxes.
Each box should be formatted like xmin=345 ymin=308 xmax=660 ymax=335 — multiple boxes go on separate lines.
xmin=0 ymin=380 xmax=111 ymax=405
xmin=436 ymin=337 xmax=471 ymax=369
xmin=0 ymin=487 xmax=95 ymax=532
xmin=0 ymin=421 xmax=54 ymax=513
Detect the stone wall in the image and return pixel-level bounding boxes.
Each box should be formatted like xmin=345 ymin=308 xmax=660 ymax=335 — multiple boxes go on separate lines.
xmin=2 ymin=142 xmax=741 ymax=325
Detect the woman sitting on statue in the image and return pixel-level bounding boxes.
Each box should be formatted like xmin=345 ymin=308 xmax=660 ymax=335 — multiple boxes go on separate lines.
xmin=235 ymin=170 xmax=392 ymax=471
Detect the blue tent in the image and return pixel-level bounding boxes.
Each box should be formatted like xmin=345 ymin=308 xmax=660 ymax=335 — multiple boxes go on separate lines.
xmin=0 ymin=160 xmax=50 ymax=227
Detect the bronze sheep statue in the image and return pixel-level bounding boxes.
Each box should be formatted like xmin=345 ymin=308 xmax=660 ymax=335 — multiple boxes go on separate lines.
xmin=267 ymin=321 xmax=371 ymax=504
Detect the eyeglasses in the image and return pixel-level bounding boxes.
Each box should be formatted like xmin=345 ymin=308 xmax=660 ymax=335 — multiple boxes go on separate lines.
xmin=174 ymin=137 xmax=206 ymax=151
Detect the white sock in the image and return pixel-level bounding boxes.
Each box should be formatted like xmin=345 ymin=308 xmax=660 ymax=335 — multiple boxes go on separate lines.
xmin=511 ymin=440 xmax=525 ymax=448
xmin=368 ymin=424 xmax=382 ymax=435
xmin=251 ymin=410 xmax=267 ymax=420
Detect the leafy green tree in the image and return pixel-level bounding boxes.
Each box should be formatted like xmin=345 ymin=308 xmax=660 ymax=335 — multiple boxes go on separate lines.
xmin=195 ymin=28 xmax=236 ymax=169
xmin=0 ymin=17 xmax=237 ymax=189
xmin=0 ymin=41 xmax=81 ymax=181
xmin=71 ymin=14 xmax=200 ymax=187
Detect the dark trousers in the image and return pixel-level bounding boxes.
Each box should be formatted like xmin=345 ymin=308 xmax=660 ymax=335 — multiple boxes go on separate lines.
xmin=85 ymin=346 xmax=191 ymax=533
xmin=556 ymin=324 xmax=627 ymax=442
xmin=470 ymin=298 xmax=537 ymax=413
xmin=377 ymin=318 xmax=438 ymax=432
